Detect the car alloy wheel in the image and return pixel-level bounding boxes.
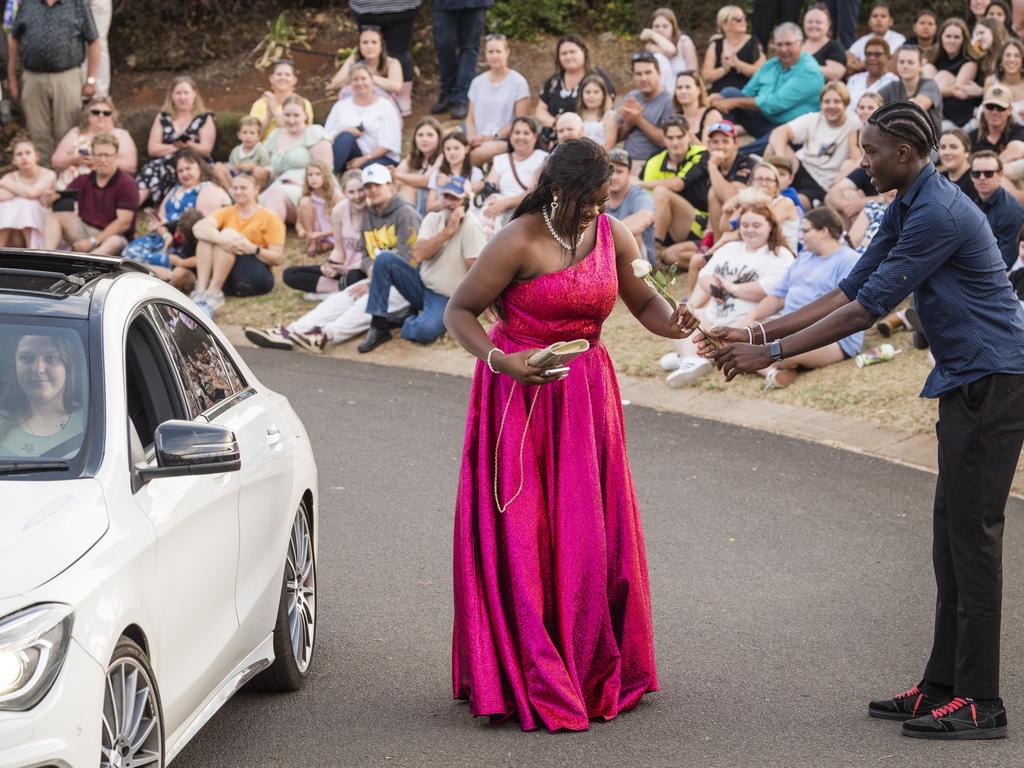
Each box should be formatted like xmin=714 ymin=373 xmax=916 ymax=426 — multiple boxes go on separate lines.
xmin=101 ymin=638 xmax=164 ymax=768
xmin=286 ymin=504 xmax=316 ymax=673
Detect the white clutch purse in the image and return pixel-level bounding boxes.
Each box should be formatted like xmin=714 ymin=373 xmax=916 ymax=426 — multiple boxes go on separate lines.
xmin=527 ymin=339 xmax=590 ymax=369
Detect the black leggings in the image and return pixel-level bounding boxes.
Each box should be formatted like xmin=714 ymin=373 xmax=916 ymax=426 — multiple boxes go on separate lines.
xmin=282 ymin=264 xmax=367 ymax=293
xmin=353 ymin=8 xmax=419 ymax=82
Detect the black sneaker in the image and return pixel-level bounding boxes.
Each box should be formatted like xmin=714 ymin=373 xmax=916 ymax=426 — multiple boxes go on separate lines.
xmin=450 ymin=101 xmax=468 ymax=120
xmin=902 ymin=696 xmax=1008 ymax=740
xmin=868 ymin=684 xmax=949 ymax=720
xmin=357 ymin=326 xmax=392 ymax=353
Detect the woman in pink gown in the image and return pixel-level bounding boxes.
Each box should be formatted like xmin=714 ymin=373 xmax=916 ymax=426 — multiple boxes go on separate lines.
xmin=443 ymin=139 xmax=699 ymax=732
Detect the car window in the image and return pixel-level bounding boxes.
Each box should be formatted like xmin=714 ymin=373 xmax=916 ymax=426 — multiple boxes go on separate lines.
xmin=0 ymin=321 xmax=89 ymax=463
xmin=0 ymin=319 xmax=89 ymax=462
xmin=125 ymin=317 xmax=185 ymax=451
xmin=147 ymin=303 xmax=247 ymax=418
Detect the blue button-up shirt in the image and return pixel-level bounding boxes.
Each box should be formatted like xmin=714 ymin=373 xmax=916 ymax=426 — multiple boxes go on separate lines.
xmin=978 ymin=186 xmax=1024 ymax=270
xmin=839 ymin=163 xmax=1024 ymax=398
xmin=741 ymin=52 xmax=824 ymax=124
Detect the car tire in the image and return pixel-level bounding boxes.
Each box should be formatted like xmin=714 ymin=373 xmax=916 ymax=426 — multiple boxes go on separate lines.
xmin=101 ymin=637 xmax=165 ymax=768
xmin=251 ymin=500 xmax=316 ymax=692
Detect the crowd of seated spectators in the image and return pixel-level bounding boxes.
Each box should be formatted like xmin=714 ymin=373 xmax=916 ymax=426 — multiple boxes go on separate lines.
xmin=6 ymin=0 xmax=1024 ymax=390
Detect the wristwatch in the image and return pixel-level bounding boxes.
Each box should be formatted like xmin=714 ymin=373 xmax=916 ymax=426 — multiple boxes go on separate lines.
xmin=768 ymin=339 xmax=784 ymax=362
xmin=89 ymin=236 xmax=98 ymax=248
xmin=85 ymin=76 xmax=97 ymax=86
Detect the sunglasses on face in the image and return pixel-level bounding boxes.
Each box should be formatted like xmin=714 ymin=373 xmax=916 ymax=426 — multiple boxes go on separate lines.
xmin=984 ymin=103 xmax=1008 ymax=112
xmin=971 ymin=169 xmax=999 ymax=178
xmin=864 ymin=50 xmax=886 ymax=58
xmin=730 ymin=15 xmax=745 ymax=22
xmin=90 ymin=109 xmax=112 ymax=116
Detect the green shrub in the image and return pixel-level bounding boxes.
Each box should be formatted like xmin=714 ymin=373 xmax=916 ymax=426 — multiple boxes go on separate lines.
xmin=487 ymin=0 xmax=576 ymax=40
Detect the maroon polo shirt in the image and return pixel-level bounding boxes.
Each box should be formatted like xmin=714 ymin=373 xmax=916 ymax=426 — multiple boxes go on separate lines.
xmin=67 ymin=169 xmax=140 ymax=232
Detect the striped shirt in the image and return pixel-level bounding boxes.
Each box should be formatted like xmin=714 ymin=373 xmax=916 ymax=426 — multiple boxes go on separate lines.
xmin=349 ymin=0 xmax=421 ymax=12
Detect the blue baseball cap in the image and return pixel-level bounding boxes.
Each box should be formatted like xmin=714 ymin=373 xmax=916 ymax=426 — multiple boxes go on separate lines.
xmin=441 ymin=175 xmax=468 ymax=197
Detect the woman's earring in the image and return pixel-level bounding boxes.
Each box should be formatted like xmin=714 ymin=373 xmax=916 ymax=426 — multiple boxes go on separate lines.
xmin=551 ymin=194 xmax=558 ymax=213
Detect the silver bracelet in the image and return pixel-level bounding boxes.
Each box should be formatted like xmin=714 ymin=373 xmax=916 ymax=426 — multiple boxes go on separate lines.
xmin=758 ymin=322 xmax=767 ymax=345
xmin=486 ymin=347 xmax=504 ymax=374
xmin=746 ymin=326 xmax=753 ymax=344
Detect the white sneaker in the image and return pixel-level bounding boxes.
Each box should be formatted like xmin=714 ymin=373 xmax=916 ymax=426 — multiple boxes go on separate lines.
xmin=206 ymin=290 xmax=226 ymax=313
xmin=291 ymin=328 xmax=329 ymax=354
xmin=659 ymin=351 xmax=681 ymax=371
xmin=666 ymin=357 xmax=711 ymax=388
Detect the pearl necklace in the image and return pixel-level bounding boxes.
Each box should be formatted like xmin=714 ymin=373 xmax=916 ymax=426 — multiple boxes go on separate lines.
xmin=542 ymin=204 xmax=581 ymax=252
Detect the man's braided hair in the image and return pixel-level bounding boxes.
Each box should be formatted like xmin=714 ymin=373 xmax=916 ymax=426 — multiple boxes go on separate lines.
xmin=865 ymin=100 xmax=938 ymax=158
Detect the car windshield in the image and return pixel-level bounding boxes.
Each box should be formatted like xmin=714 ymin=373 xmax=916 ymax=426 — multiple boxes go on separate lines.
xmin=0 ymin=319 xmax=92 ymax=477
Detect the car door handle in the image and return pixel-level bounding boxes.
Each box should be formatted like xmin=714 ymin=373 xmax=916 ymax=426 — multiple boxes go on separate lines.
xmin=267 ymin=426 xmax=283 ymax=448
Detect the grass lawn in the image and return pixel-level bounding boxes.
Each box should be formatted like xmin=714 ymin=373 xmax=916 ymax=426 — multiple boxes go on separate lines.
xmin=218 ymin=236 xmax=939 ymax=437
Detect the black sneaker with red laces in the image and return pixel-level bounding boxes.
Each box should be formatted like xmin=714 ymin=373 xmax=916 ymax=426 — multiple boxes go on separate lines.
xmin=868 ymin=684 xmax=950 ymax=720
xmin=902 ymin=696 xmax=1008 ymax=740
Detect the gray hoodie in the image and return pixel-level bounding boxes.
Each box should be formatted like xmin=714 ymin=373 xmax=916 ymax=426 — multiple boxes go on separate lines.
xmin=360 ymin=194 xmax=422 ymax=273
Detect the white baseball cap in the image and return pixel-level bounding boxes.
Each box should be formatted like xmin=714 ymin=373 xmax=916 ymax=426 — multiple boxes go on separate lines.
xmin=360 ymin=163 xmax=392 ymax=186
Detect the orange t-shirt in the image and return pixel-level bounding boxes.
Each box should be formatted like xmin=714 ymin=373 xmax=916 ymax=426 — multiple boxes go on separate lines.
xmin=211 ymin=205 xmax=286 ymax=249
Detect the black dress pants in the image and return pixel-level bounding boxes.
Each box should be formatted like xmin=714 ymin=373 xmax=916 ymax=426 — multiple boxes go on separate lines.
xmin=752 ymin=0 xmax=805 ymax=49
xmin=923 ymin=373 xmax=1024 ymax=699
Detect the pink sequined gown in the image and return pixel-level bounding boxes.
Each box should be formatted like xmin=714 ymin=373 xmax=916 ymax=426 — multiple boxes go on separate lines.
xmin=452 ymin=214 xmax=658 ymax=732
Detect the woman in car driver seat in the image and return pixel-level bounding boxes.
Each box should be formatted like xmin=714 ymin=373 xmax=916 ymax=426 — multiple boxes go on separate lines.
xmin=0 ymin=332 xmax=86 ymax=458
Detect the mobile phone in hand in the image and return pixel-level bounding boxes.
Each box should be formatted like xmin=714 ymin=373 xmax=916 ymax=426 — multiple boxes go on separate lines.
xmin=540 ymin=366 xmax=570 ymax=378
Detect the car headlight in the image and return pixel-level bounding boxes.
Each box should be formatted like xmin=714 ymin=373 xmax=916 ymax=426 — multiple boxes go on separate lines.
xmin=0 ymin=603 xmax=74 ymax=711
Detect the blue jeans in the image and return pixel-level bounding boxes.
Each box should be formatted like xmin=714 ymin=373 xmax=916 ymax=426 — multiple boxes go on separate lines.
xmin=332 ymin=132 xmax=398 ymax=174
xmin=332 ymin=132 xmax=361 ymax=174
xmin=719 ymin=87 xmax=778 ymax=142
xmin=432 ymin=7 xmax=486 ymax=103
xmin=366 ymin=250 xmax=449 ymax=343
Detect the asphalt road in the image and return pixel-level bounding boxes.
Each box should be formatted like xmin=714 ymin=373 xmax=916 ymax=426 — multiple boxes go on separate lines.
xmin=173 ymin=349 xmax=1024 ymax=768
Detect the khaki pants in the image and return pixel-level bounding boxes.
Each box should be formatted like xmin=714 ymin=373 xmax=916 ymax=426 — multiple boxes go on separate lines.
xmin=22 ymin=68 xmax=84 ymax=162
xmin=83 ymin=0 xmax=112 ymax=97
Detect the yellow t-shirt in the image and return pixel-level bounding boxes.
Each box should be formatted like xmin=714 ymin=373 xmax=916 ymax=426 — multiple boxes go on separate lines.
xmin=212 ymin=206 xmax=286 ymax=249
xmin=249 ymin=96 xmax=316 ymax=141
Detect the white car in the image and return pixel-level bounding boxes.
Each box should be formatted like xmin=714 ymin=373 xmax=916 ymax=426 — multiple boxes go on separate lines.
xmin=0 ymin=251 xmax=318 ymax=767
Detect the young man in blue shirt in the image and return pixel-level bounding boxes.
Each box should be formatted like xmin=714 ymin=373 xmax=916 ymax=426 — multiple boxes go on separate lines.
xmin=971 ymin=151 xmax=1024 ymax=270
xmin=701 ymin=101 xmax=1024 ymax=740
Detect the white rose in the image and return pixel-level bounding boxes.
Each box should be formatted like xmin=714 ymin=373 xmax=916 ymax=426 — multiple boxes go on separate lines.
xmin=631 ymin=259 xmax=652 ymax=278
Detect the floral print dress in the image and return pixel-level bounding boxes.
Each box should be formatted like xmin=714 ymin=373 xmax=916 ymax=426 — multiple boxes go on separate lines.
xmin=137 ymin=112 xmax=213 ymax=205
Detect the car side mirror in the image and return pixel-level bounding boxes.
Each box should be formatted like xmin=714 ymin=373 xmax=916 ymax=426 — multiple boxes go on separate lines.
xmin=136 ymin=420 xmax=241 ymax=484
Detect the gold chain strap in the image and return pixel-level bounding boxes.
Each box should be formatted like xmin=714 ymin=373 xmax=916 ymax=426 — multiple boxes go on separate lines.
xmin=493 ymin=382 xmax=541 ymax=514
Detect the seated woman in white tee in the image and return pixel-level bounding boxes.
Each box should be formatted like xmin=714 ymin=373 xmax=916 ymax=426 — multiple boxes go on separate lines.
xmin=767 ymin=81 xmax=861 ymax=208
xmin=325 ymin=62 xmax=403 ymax=174
xmin=479 ymin=116 xmax=548 ymax=240
xmin=465 ymin=35 xmax=531 ymax=166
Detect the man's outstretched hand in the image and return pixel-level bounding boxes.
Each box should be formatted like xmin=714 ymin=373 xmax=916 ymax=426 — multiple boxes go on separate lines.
xmin=696 ymin=326 xmax=773 ymax=381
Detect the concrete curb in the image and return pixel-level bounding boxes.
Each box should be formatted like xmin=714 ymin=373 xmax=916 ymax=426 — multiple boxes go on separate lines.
xmin=222 ymin=325 xmax=1024 ymax=498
